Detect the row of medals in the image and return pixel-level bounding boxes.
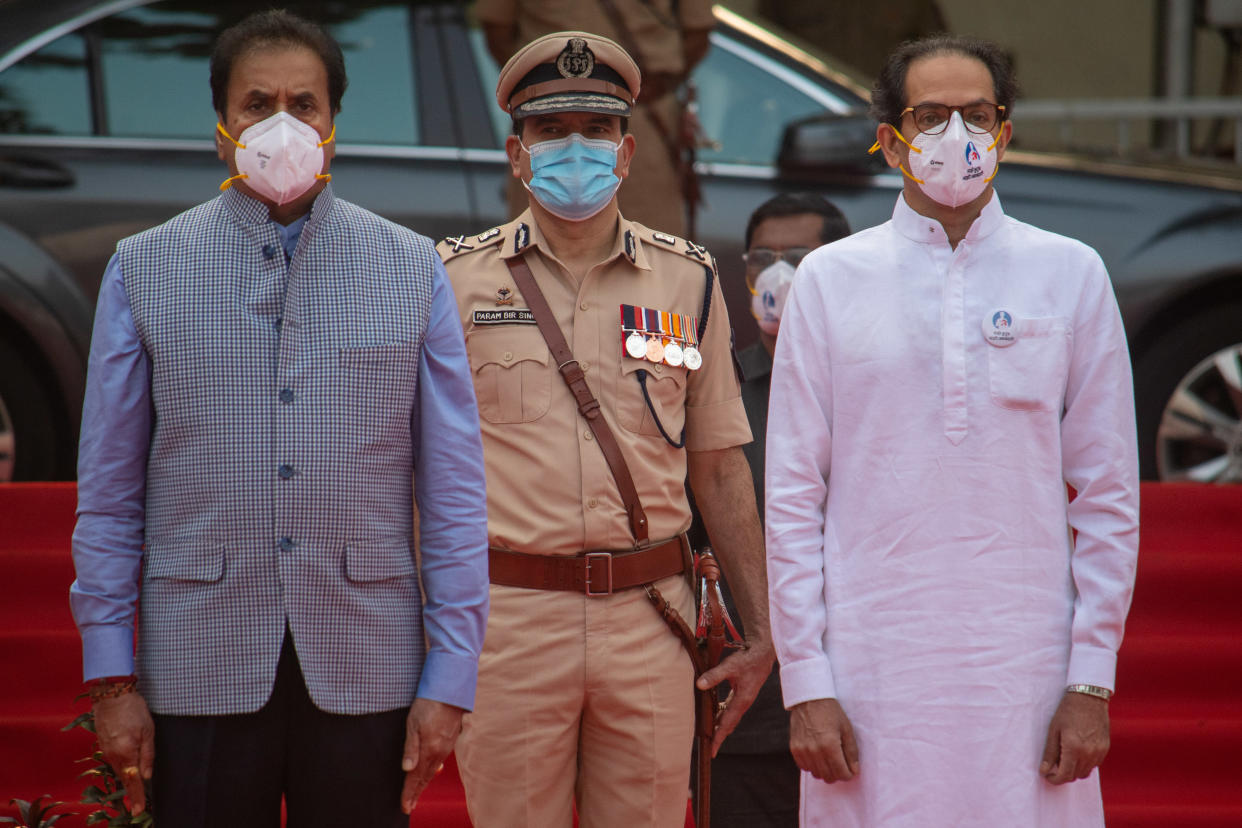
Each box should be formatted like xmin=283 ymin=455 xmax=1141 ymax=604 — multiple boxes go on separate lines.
xmin=624 ymin=330 xmax=703 ymax=370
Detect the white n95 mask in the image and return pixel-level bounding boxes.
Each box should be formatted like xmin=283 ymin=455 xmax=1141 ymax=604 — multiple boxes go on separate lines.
xmin=905 ymin=111 xmax=998 ymax=208
xmin=750 ymin=259 xmax=796 ymax=335
xmin=218 ymin=111 xmax=334 ymax=205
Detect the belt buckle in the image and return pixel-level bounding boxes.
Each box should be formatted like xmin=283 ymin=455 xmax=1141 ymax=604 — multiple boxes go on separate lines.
xmin=584 ymin=552 xmax=613 ymax=596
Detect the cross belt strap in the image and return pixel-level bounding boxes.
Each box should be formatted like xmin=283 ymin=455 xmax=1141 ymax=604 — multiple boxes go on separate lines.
xmin=488 ymin=536 xmax=686 ymax=595
xmin=504 ymin=254 xmax=649 ymax=544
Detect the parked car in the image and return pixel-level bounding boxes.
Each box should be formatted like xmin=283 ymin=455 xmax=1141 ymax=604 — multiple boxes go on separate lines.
xmin=2 ymin=0 xmax=1241 ymax=483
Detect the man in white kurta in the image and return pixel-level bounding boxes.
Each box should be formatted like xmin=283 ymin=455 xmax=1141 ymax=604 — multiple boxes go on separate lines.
xmin=765 ymin=37 xmax=1139 ymax=827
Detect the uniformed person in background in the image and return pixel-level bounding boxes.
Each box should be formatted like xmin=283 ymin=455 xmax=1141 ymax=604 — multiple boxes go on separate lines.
xmin=437 ymin=31 xmax=774 ymax=828
xmin=474 ymin=0 xmax=715 ymax=236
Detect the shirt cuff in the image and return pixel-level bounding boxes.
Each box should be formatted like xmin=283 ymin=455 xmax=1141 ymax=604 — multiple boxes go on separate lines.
xmin=1066 ymin=643 xmax=1118 ymax=692
xmin=415 ymin=649 xmax=480 ymax=711
xmin=778 ymin=655 xmax=837 ymax=708
xmin=81 ymin=624 xmax=136 ymax=682
xmin=685 ymin=396 xmax=752 ymax=452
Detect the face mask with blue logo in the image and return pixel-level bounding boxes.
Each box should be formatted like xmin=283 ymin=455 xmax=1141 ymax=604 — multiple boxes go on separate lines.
xmin=521 ymin=133 xmax=622 ymax=221
xmin=896 ymin=111 xmax=999 ymax=208
xmin=749 ymin=259 xmax=796 ymax=335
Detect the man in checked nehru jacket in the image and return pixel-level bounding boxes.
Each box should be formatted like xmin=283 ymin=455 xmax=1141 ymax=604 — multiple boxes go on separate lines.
xmin=437 ymin=31 xmax=774 ymax=827
xmin=69 ymin=10 xmax=488 ymax=826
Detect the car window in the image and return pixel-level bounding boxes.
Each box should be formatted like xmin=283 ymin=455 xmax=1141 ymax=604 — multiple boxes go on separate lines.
xmin=1 ymin=0 xmax=421 ymax=145
xmin=0 ymin=35 xmax=91 ymax=135
xmin=691 ymin=33 xmax=849 ymax=165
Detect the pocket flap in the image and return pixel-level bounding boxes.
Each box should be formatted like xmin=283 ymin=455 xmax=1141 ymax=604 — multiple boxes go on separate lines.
xmin=345 ymin=538 xmax=416 ymax=583
xmin=142 ymin=540 xmax=225 ymax=582
xmin=467 ymin=328 xmax=549 ymax=372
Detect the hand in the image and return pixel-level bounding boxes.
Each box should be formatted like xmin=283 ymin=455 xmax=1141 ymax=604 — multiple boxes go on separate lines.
xmin=400 ymin=698 xmax=465 ymax=814
xmin=1039 ymin=691 xmax=1110 ymax=784
xmin=695 ymin=636 xmax=776 ymax=756
xmin=789 ymin=698 xmax=859 ymax=783
xmin=93 ymin=692 xmax=155 ymax=815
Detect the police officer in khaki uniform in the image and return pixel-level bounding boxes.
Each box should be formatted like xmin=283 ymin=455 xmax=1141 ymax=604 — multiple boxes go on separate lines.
xmin=474 ymin=0 xmax=715 ymax=236
xmin=437 ymin=31 xmax=774 ymax=828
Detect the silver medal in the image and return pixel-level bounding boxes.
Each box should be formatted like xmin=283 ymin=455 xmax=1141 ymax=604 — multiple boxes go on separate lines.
xmin=626 ymin=331 xmax=647 ymax=359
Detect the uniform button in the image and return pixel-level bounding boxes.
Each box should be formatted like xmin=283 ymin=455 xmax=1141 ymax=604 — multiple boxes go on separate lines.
xmin=278 ymin=464 xmax=295 ymax=479
xmin=584 ymin=430 xmax=594 ymax=441
xmin=279 ymin=536 xmax=295 ymax=553
xmin=580 ymin=301 xmax=589 ymax=311
xmin=274 ymin=317 xmax=283 ymax=330
xmin=263 ymin=244 xmax=278 ymax=259
xmin=279 ymin=388 xmax=296 ymax=404
xmin=503 ymin=351 xmax=513 ymax=362
xmin=588 ymin=498 xmax=598 ymax=509
xmin=654 ymin=364 xmax=664 ymax=373
xmin=580 ymin=361 xmax=590 ymax=372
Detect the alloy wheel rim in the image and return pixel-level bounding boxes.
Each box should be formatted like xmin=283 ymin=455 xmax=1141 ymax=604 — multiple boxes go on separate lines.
xmin=1156 ymin=343 xmax=1242 ymax=483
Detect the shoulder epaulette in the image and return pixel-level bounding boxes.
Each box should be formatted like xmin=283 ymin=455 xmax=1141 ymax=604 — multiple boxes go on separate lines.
xmin=635 ymin=226 xmax=717 ymax=272
xmin=436 ymin=225 xmax=505 ymax=262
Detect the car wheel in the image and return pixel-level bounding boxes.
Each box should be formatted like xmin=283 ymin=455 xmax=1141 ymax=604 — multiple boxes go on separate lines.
xmin=0 ymin=334 xmax=62 ymax=482
xmin=1134 ymin=301 xmax=1242 ymax=483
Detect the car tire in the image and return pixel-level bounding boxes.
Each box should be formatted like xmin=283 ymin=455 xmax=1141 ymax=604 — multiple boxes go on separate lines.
xmin=1133 ymin=300 xmax=1242 ymax=483
xmin=0 ymin=333 xmax=63 ymax=482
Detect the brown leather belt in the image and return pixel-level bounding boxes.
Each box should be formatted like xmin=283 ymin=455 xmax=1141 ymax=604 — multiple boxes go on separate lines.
xmin=488 ymin=536 xmax=686 ymax=596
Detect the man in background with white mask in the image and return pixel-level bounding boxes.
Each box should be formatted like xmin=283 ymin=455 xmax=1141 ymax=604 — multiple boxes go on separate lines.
xmin=765 ymin=35 xmax=1139 ymax=827
xmin=69 ymin=11 xmax=489 ymax=826
xmin=697 ymin=192 xmax=848 ymax=828
xmin=438 ymin=31 xmax=773 ymax=828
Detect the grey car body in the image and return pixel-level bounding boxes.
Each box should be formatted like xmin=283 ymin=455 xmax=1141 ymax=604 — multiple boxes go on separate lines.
xmin=2 ymin=0 xmax=1241 ymax=482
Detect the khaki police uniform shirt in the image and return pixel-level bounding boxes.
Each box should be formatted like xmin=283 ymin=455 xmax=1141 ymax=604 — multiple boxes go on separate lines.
xmin=438 ymin=211 xmax=750 ymax=555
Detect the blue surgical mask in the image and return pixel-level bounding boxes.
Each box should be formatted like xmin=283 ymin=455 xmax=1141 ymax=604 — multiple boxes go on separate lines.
xmin=521 ymin=133 xmax=622 ymax=221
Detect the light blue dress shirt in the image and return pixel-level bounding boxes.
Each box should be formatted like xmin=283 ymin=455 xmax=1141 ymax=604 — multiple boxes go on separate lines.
xmin=71 ymin=215 xmax=490 ymax=709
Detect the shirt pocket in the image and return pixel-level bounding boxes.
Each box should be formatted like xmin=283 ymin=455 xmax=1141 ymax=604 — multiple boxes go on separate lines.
xmin=616 ymin=359 xmax=688 ymax=438
xmin=987 ymin=317 xmax=1071 ymax=412
xmin=466 ymin=327 xmax=552 ymax=424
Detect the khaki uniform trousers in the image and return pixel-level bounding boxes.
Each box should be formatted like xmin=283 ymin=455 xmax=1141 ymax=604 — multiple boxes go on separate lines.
xmin=456 ymin=572 xmax=695 ymax=827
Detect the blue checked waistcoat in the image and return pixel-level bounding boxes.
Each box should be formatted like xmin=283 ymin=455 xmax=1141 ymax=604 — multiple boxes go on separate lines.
xmin=117 ymin=186 xmax=436 ymax=716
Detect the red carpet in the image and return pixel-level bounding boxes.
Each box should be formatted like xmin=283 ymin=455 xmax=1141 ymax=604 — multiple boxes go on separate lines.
xmin=3 ymin=482 xmax=1241 ymax=826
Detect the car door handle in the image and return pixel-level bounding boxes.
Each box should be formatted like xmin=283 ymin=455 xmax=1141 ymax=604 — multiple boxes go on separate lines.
xmin=0 ymin=154 xmax=75 ymax=188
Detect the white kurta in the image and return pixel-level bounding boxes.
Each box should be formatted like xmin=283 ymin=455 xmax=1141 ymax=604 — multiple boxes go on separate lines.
xmin=765 ymin=193 xmax=1139 ymax=827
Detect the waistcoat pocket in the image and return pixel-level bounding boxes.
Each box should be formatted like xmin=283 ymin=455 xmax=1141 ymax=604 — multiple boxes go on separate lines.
xmin=344 ymin=537 xmax=416 ymax=583
xmin=142 ymin=539 xmax=226 ymax=582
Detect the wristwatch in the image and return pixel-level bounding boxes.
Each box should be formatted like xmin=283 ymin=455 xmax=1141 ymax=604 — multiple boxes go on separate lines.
xmin=1066 ymin=683 xmax=1112 ymax=701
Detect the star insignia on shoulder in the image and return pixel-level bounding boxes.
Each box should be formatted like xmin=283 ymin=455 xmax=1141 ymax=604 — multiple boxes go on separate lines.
xmin=685 ymin=240 xmax=708 ymax=261
xmin=624 ymin=230 xmax=637 ymax=264
xmin=652 ymin=231 xmax=677 ymax=246
xmin=444 ymin=235 xmax=474 ymax=253
xmin=477 ymin=227 xmax=501 ymax=242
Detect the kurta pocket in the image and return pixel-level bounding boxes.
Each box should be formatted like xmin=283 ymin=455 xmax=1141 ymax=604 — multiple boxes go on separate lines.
xmin=987 ymin=317 xmax=1071 ymax=412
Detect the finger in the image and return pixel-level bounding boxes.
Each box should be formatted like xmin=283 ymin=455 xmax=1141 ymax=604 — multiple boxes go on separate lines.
xmin=139 ymin=725 xmax=156 ymax=781
xmin=1038 ymin=726 xmax=1060 ymax=777
xmin=695 ymin=662 xmax=730 ymax=691
xmin=841 ymin=721 xmax=861 ymax=777
xmin=710 ymin=702 xmax=743 ymax=756
xmin=1046 ymin=739 xmax=1078 ymax=785
xmin=120 ymin=763 xmax=146 ymax=814
xmin=401 ymin=769 xmax=427 ymax=815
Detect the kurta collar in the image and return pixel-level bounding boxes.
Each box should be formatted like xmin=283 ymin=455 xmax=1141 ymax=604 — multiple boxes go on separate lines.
xmin=892 ymin=190 xmax=1006 ymax=245
xmin=498 ymin=209 xmax=652 ymax=272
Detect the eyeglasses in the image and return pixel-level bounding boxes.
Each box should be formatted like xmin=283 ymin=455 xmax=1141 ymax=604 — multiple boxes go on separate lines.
xmin=900 ymin=102 xmax=1006 ymax=136
xmin=743 ymin=247 xmax=812 ymax=271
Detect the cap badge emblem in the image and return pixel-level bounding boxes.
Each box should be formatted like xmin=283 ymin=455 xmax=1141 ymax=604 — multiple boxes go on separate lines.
xmin=556 ymin=38 xmax=595 ymax=79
